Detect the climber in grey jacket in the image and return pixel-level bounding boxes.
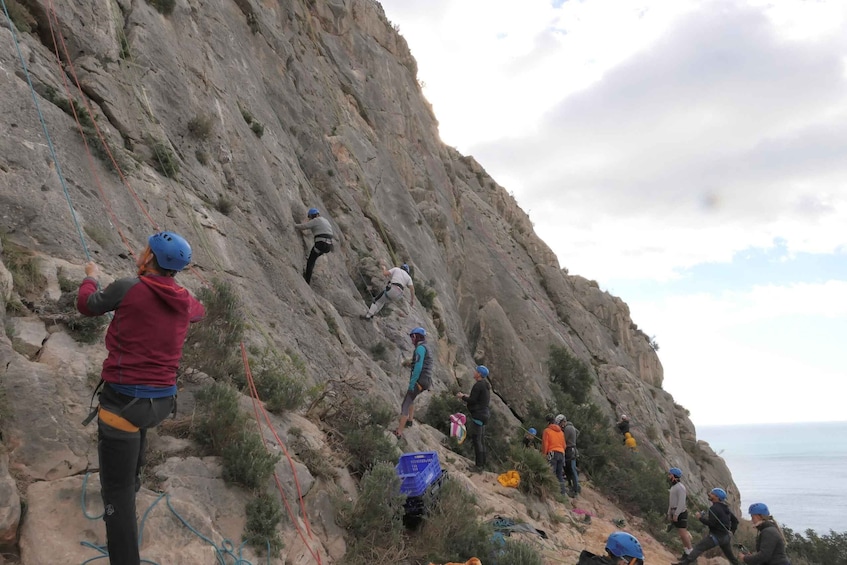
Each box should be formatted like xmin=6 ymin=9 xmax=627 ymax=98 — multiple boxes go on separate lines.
xmin=295 ymin=207 xmax=334 ymax=284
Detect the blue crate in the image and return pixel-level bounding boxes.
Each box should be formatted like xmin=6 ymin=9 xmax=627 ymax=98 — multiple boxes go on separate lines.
xmin=396 ymin=451 xmax=441 ymax=497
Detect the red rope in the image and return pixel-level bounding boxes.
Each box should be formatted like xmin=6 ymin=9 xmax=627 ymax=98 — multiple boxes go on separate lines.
xmin=241 ymin=344 xmax=323 ymax=564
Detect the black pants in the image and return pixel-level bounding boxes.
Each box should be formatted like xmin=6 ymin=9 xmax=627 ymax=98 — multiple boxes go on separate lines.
xmin=685 ymin=533 xmax=738 ymax=565
xmin=304 ymin=240 xmax=332 ymax=284
xmin=98 ymin=385 xmax=174 ymax=565
xmin=468 ymin=419 xmax=486 ymax=468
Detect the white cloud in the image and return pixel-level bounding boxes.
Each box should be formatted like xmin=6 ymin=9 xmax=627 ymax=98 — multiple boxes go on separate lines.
xmin=628 ymin=281 xmax=847 ymax=424
xmin=380 ymin=0 xmax=847 ymax=425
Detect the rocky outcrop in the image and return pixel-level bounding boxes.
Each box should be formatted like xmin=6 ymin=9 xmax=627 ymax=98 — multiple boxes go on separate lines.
xmin=0 ymin=0 xmax=738 ymax=562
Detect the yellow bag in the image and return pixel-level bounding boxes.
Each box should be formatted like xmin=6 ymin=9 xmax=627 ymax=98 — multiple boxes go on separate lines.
xmin=496 ymin=470 xmax=521 ymax=488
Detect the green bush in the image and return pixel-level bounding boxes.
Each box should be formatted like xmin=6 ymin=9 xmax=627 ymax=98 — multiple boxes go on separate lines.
xmin=543 ymin=347 xmax=671 ymax=540
xmin=0 ymin=237 xmax=46 ymax=298
xmin=508 ymin=443 xmax=558 ymax=499
xmin=222 ymin=428 xmax=280 ymax=490
xmin=182 ymin=279 xmax=245 ymax=380
xmin=549 ymin=344 xmax=593 ymax=404
xmin=784 ymin=527 xmax=847 ymax=565
xmin=343 ymin=427 xmax=398 ymax=477
xmin=421 ymin=391 xmax=466 ymax=436
xmin=244 ymin=493 xmax=284 ymax=555
xmin=187 ymin=115 xmax=214 ymax=139
xmin=151 ymin=139 xmax=180 ymax=178
xmin=193 ymin=382 xmax=245 ymax=452
xmin=496 ymin=540 xmax=544 ymax=565
xmin=253 ymin=360 xmax=306 ymax=414
xmin=64 ymin=313 xmax=108 ymax=344
xmin=289 ymin=432 xmax=337 ymax=481
xmin=338 ymin=462 xmax=406 ymax=564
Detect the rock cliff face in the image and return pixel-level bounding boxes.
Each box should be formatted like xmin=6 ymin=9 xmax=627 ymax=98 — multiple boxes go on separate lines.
xmin=0 ymin=0 xmax=737 ymax=562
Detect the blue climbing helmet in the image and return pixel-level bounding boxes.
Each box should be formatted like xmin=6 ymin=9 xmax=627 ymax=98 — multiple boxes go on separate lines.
xmin=606 ymin=531 xmax=644 ymax=560
xmin=749 ymin=502 xmax=769 ymax=516
xmin=668 ymin=467 xmax=683 ymax=479
xmin=409 ymin=327 xmax=426 ymax=338
xmin=148 ymin=231 xmax=192 ymax=271
xmin=307 ymin=208 xmax=319 ymax=218
xmin=528 ymin=427 xmax=537 ymax=435
xmin=400 ymin=263 xmax=410 ymax=273
xmin=476 ymin=365 xmax=489 ymax=378
xmin=710 ymin=488 xmax=727 ymax=501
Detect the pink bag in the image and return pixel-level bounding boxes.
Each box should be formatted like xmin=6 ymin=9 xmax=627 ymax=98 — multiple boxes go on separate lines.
xmin=450 ymin=413 xmax=467 ymax=444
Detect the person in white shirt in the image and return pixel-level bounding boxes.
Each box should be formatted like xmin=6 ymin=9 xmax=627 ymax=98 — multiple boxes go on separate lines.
xmin=361 ymin=263 xmax=414 ymax=319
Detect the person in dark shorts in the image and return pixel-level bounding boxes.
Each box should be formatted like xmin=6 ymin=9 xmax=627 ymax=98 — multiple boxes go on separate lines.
xmin=668 ymin=467 xmax=693 ymax=559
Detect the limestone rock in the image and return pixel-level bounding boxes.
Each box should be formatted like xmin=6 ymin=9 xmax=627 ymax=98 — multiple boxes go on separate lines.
xmin=7 ymin=317 xmax=47 ymax=359
xmin=0 ymin=453 xmax=21 ymax=547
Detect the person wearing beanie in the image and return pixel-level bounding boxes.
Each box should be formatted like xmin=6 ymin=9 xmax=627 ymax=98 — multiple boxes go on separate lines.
xmin=457 ymin=365 xmax=491 ymax=471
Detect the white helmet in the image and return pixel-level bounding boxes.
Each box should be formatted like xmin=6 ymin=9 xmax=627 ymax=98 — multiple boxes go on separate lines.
xmin=555 ymin=414 xmax=565 ymax=425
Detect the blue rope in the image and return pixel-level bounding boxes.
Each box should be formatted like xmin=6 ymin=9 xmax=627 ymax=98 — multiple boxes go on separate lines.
xmin=79 ymin=473 xmax=272 ymax=565
xmin=1 ymin=0 xmax=91 ymax=261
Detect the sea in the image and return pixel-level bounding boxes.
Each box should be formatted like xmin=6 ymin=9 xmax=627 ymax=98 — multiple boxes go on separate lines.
xmin=698 ymin=421 xmax=847 ymax=535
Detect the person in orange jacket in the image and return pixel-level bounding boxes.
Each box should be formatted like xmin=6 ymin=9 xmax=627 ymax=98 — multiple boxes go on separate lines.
xmin=541 ymin=413 xmax=567 ymax=496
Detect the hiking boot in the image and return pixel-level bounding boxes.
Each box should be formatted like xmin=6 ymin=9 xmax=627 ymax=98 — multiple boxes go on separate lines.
xmin=405 ymin=420 xmax=413 ymax=428
xmin=359 ymin=314 xmax=372 ymax=320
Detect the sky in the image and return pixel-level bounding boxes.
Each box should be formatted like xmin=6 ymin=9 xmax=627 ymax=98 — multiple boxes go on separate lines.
xmin=378 ymin=0 xmax=847 ymax=427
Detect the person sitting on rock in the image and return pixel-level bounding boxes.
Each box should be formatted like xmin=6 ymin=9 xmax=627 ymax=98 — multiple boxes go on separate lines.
xmin=577 ymin=531 xmax=645 ymax=564
xmin=361 ymin=263 xmax=414 ymax=319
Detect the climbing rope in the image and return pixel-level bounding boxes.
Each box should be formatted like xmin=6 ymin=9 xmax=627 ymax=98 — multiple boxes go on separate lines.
xmin=80 ymin=473 xmax=269 ymax=565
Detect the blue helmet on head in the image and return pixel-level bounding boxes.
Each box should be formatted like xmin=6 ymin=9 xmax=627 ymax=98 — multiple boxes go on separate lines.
xmin=606 ymin=531 xmax=644 ymax=560
xmin=528 ymin=427 xmax=537 ymax=435
xmin=668 ymin=467 xmax=683 ymax=479
xmin=710 ymin=488 xmax=727 ymax=501
xmin=409 ymin=327 xmax=426 ymax=338
xmin=148 ymin=231 xmax=192 ymax=271
xmin=476 ymin=365 xmax=489 ymax=378
xmin=308 ymin=208 xmax=319 ymax=218
xmin=400 ymin=263 xmax=410 ymax=273
xmin=749 ymin=503 xmax=769 ymax=516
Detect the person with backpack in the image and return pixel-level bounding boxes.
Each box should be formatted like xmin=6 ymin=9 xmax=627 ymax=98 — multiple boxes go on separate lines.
xmin=542 ymin=413 xmax=567 ymax=496
xmin=77 ymin=231 xmax=205 ymax=565
xmin=457 ymin=365 xmax=491 ymax=471
xmin=294 ymin=207 xmax=334 ymax=285
xmin=668 ymin=467 xmax=694 ymax=560
xmin=739 ymin=503 xmax=791 ymax=565
xmin=394 ymin=327 xmax=432 ymax=438
xmin=673 ymin=488 xmax=739 ymax=565
xmin=561 ymin=415 xmax=580 ymax=497
xmin=577 ymin=531 xmax=645 ymax=564
xmin=361 ymin=263 xmax=415 ymax=319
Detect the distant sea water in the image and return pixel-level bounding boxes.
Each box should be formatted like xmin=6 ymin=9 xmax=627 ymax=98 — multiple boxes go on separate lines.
xmin=698 ymin=421 xmax=847 ymax=535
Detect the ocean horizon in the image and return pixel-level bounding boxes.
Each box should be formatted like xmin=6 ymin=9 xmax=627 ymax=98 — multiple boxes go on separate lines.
xmin=698 ymin=420 xmax=847 ymax=535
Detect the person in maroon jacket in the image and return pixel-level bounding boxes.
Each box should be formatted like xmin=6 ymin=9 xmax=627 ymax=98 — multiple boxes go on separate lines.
xmin=78 ymin=231 xmax=204 ymax=565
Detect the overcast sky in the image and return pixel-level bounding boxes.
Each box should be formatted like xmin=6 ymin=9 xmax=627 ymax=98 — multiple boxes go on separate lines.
xmin=379 ymin=0 xmax=847 ymax=426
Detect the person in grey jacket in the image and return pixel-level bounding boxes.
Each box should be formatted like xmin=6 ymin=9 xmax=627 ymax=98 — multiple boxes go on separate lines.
xmin=740 ymin=503 xmax=791 ymax=565
xmin=295 ymin=207 xmax=333 ymax=284
xmin=560 ymin=415 xmax=580 ymax=496
xmin=668 ymin=467 xmax=694 ymax=559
